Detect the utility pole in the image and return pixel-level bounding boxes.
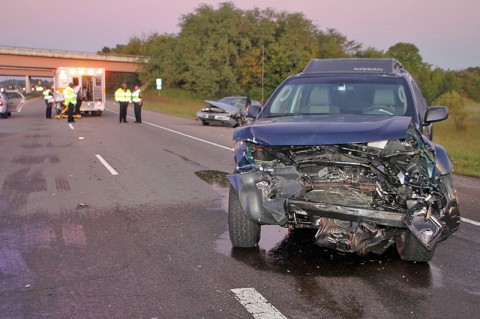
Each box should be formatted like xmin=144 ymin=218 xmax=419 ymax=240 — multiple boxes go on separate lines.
xmin=261 ymin=45 xmax=265 ymax=105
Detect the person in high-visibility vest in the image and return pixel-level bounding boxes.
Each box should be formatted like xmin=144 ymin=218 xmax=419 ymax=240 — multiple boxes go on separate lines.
xmin=63 ymin=83 xmax=77 ymax=123
xmin=115 ymin=82 xmax=132 ymax=123
xmin=43 ymin=86 xmax=54 ymax=119
xmin=132 ymin=85 xmax=143 ymax=123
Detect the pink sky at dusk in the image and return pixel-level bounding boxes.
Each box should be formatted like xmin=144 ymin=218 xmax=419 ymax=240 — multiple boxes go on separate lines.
xmin=1 ymin=0 xmax=479 ymax=69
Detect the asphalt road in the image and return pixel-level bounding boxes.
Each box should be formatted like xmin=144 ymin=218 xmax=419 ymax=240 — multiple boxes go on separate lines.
xmin=0 ymin=98 xmax=479 ymax=319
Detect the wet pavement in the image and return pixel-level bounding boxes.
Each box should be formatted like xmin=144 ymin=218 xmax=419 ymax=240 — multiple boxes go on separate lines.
xmin=0 ymin=99 xmax=479 ymax=318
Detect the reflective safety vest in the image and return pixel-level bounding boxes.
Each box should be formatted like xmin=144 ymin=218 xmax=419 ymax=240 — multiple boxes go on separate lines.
xmin=63 ymin=86 xmax=77 ymax=106
xmin=115 ymin=88 xmax=132 ymax=103
xmin=132 ymin=89 xmax=142 ymax=103
xmin=43 ymin=89 xmax=53 ymax=100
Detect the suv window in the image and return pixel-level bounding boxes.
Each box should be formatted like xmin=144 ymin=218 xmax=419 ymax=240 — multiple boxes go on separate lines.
xmin=265 ymin=76 xmax=413 ymax=117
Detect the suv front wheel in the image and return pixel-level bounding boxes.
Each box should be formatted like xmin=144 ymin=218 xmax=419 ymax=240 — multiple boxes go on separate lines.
xmin=228 ymin=185 xmax=261 ymax=248
xmin=396 ymin=231 xmax=436 ymax=262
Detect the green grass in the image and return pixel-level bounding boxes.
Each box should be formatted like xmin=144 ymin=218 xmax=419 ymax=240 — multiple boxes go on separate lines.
xmin=434 ymin=100 xmax=480 ymax=178
xmin=142 ymin=88 xmax=204 ymax=120
xmin=141 ymin=89 xmax=480 ymax=178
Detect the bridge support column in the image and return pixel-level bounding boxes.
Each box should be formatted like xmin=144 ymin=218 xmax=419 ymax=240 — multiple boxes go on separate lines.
xmin=25 ymin=75 xmax=32 ymax=93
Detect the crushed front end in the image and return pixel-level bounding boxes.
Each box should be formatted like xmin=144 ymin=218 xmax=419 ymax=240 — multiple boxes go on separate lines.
xmin=228 ymin=126 xmax=460 ymax=259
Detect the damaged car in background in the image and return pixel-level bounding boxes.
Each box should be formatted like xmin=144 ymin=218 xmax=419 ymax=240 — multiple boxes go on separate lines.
xmin=228 ymin=58 xmax=460 ymax=262
xmin=196 ymin=96 xmax=259 ymax=127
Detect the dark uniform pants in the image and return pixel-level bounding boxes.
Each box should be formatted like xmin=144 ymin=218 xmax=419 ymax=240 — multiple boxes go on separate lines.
xmin=75 ymin=99 xmax=82 ymax=114
xmin=134 ymin=103 xmax=142 ymax=123
xmin=67 ymin=102 xmax=76 ymax=122
xmin=46 ymin=102 xmax=52 ymax=118
xmin=119 ymin=102 xmax=128 ymax=122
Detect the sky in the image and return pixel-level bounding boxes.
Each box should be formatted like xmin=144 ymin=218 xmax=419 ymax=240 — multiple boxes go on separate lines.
xmin=1 ymin=0 xmax=479 ymax=70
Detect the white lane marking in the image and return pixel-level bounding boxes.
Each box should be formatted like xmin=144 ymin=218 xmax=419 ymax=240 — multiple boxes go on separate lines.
xmin=231 ymin=288 xmax=287 ymax=319
xmin=69 ymin=123 xmax=74 ymax=130
xmin=105 ymin=108 xmax=231 ymax=151
xmin=461 ymin=217 xmax=480 ymax=227
xmin=95 ymin=154 xmax=119 ymax=176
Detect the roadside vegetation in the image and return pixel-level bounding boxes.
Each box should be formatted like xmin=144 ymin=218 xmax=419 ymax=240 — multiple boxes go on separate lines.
xmin=434 ymin=100 xmax=480 ymax=178
xmin=142 ymin=88 xmax=203 ymax=119
xmin=101 ymin=3 xmax=478 ymax=106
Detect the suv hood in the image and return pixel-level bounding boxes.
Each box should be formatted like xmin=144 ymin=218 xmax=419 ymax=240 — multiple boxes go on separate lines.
xmin=233 ymin=115 xmax=412 ymax=146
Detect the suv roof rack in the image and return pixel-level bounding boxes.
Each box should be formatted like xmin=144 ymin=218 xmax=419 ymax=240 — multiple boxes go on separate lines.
xmin=303 ymin=58 xmax=404 ymax=75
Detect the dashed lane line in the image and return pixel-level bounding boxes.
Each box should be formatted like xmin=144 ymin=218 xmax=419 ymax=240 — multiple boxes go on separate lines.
xmin=105 ymin=108 xmax=231 ymax=151
xmin=231 ymin=288 xmax=287 ymax=319
xmin=95 ymin=154 xmax=119 ymax=176
xmin=69 ymin=123 xmax=74 ymax=130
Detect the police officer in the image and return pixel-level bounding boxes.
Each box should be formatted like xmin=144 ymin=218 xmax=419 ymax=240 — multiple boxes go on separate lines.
xmin=74 ymin=85 xmax=83 ymax=116
xmin=132 ymin=85 xmax=143 ymax=123
xmin=43 ymin=86 xmax=54 ymax=119
xmin=63 ymin=83 xmax=77 ymax=123
xmin=115 ymin=82 xmax=131 ymax=123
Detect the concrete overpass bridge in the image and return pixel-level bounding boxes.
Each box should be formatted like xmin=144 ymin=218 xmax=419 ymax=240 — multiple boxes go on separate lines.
xmin=0 ymin=46 xmax=146 ymax=92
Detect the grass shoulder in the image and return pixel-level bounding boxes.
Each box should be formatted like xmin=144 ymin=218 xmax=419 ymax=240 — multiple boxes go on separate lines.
xmin=142 ymin=88 xmax=204 ymax=120
xmin=434 ymin=99 xmax=480 ymax=178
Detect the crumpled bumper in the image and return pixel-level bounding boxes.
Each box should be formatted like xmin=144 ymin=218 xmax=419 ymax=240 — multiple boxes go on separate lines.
xmin=228 ymin=170 xmax=458 ymax=250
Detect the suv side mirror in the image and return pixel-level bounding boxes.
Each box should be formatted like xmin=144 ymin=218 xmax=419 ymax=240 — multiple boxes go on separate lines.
xmin=246 ymin=104 xmax=261 ymax=119
xmin=424 ymin=106 xmax=448 ymax=125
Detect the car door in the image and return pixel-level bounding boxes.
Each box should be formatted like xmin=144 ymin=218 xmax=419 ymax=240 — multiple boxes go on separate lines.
xmin=5 ymin=90 xmax=26 ymax=113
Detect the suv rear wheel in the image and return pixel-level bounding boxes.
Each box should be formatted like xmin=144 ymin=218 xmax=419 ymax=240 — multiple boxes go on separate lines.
xmin=228 ymin=185 xmax=261 ymax=247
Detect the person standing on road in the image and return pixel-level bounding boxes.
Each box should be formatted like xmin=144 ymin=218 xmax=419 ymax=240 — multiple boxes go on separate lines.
xmin=63 ymin=83 xmax=77 ymax=123
xmin=74 ymin=85 xmax=83 ymax=116
xmin=115 ymin=82 xmax=131 ymax=123
xmin=43 ymin=86 xmax=54 ymax=119
xmin=132 ymin=85 xmax=143 ymax=123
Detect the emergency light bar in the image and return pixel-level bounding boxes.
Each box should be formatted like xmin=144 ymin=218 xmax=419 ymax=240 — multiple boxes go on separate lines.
xmin=59 ymin=67 xmax=104 ymax=76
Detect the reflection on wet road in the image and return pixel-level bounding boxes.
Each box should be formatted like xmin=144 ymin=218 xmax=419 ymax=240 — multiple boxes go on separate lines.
xmin=195 ymin=168 xmax=478 ymax=319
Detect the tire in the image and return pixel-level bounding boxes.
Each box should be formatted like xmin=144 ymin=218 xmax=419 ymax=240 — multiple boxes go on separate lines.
xmin=438 ymin=173 xmax=460 ymax=237
xmin=7 ymin=112 xmax=11 ymax=117
xmin=228 ymin=185 xmax=261 ymax=248
xmin=1 ymin=113 xmax=7 ymax=119
xmin=97 ymin=111 xmax=102 ymax=117
xmin=201 ymin=120 xmax=209 ymax=126
xmin=396 ymin=231 xmax=436 ymax=262
xmin=234 ymin=118 xmax=242 ymax=128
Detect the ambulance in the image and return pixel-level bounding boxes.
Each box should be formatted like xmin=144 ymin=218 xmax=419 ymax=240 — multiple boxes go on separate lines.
xmin=53 ymin=67 xmax=106 ymax=116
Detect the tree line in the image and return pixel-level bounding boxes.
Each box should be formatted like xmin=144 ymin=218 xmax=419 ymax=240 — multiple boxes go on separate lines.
xmin=101 ymin=2 xmax=479 ymax=115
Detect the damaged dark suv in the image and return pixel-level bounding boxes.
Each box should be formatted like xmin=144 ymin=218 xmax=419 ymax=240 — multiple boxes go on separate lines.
xmin=228 ymin=58 xmax=460 ymax=262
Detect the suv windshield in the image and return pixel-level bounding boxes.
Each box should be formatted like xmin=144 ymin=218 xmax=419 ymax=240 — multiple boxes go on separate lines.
xmin=264 ymin=76 xmax=413 ymax=117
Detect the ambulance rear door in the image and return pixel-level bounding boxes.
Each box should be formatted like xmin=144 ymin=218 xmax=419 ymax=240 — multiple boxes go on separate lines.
xmin=92 ymin=73 xmax=105 ymax=110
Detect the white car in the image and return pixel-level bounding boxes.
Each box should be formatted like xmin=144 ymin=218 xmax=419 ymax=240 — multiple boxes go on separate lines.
xmin=196 ymin=96 xmax=260 ymax=127
xmin=0 ymin=89 xmax=26 ymax=118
